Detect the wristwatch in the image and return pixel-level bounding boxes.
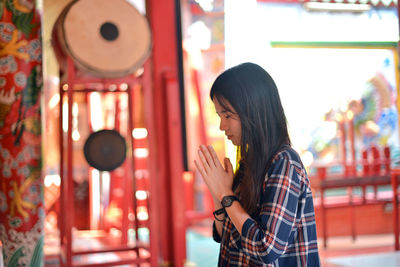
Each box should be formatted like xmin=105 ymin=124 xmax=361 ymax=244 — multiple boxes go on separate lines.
xmin=221 ymin=195 xmax=239 ymax=208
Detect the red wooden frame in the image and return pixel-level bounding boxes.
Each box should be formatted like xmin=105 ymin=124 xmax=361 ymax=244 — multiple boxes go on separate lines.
xmin=59 ymin=57 xmax=151 ymax=266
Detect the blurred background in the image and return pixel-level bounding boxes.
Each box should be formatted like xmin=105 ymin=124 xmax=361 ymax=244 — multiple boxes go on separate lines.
xmin=0 ymin=0 xmax=399 ymax=266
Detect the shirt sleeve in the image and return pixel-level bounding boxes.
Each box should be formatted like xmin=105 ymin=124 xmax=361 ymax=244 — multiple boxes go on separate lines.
xmin=240 ymin=152 xmax=302 ymax=264
xmin=212 ymin=221 xmax=222 ymax=243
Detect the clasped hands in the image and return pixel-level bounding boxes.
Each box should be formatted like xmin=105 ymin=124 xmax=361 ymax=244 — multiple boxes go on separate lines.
xmin=194 ymin=145 xmax=234 ymax=202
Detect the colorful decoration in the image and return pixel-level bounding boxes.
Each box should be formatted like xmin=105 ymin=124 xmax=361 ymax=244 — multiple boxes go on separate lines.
xmin=350 ymin=72 xmax=397 ymax=147
xmin=308 ymin=69 xmax=398 ymax=166
xmin=0 ymin=0 xmax=43 ymax=266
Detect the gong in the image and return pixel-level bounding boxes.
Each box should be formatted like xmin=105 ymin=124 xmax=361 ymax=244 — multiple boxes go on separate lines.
xmin=52 ymin=0 xmax=152 ymax=78
xmin=83 ymin=129 xmax=126 ymax=171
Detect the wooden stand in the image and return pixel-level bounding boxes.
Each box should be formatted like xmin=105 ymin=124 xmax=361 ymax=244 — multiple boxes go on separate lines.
xmin=59 ymin=57 xmax=151 ymax=266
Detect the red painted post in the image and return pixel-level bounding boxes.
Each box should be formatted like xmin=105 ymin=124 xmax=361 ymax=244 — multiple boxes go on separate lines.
xmin=164 ymin=72 xmax=186 ymax=267
xmin=146 ymin=0 xmax=187 ymax=266
xmin=384 ymin=146 xmax=391 ymax=174
xmin=371 ymin=145 xmax=380 ymax=199
xmin=127 ymin=86 xmax=139 ymax=249
xmin=362 ymin=149 xmax=369 ymax=175
xmin=0 ymin=3 xmax=44 ymax=266
xmin=66 ymin=56 xmax=75 ymax=267
xmin=59 ymin=76 xmax=65 ymax=266
xmin=361 ymin=149 xmax=369 ymax=203
xmin=371 ymin=146 xmax=381 ymax=175
xmin=391 ymin=169 xmax=400 ymax=250
xmin=142 ymin=59 xmax=161 ymax=267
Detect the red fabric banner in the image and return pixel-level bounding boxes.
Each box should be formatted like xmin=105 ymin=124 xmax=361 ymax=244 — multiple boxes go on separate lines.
xmin=0 ymin=1 xmax=44 ymax=266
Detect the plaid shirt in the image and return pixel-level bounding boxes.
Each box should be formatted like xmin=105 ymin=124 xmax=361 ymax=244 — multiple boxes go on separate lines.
xmin=213 ymin=146 xmax=320 ymax=266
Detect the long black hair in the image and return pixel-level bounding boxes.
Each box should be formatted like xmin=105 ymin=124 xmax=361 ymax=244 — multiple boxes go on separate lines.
xmin=210 ymin=62 xmax=291 ymax=216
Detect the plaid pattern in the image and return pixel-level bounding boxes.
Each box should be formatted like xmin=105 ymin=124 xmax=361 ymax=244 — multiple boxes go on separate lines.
xmin=213 ymin=146 xmax=320 ymax=266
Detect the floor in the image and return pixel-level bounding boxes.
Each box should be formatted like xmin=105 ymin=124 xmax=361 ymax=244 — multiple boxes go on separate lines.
xmin=186 ymin=224 xmax=400 ymax=267
xmin=319 ymin=234 xmax=400 ymax=267
xmin=42 ymin=226 xmax=400 ymax=266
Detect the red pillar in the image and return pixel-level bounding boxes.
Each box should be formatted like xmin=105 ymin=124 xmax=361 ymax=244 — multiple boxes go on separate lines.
xmin=0 ymin=2 xmax=44 ymax=266
xmin=146 ymin=0 xmax=187 ymax=266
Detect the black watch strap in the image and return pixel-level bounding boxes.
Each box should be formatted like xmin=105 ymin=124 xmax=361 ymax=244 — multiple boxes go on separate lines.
xmin=213 ymin=207 xmax=226 ymax=221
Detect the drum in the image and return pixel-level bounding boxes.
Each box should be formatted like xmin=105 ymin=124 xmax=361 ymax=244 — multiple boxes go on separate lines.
xmin=83 ymin=129 xmax=127 ymax=171
xmin=52 ymin=0 xmax=151 ymax=78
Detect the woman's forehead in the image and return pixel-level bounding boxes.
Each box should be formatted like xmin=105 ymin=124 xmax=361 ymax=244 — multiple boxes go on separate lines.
xmin=213 ymin=97 xmax=235 ymax=113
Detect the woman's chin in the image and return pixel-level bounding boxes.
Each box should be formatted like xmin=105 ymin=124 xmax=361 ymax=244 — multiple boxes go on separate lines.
xmin=231 ymin=140 xmax=239 ymax=146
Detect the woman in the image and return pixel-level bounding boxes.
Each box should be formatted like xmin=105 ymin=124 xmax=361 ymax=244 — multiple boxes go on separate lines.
xmin=194 ymin=62 xmax=320 ymax=266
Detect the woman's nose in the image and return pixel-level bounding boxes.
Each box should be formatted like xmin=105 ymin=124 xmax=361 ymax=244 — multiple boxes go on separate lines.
xmin=219 ymin=119 xmax=227 ymax=131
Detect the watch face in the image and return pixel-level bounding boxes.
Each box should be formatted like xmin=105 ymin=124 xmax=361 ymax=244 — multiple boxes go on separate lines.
xmin=222 ymin=195 xmax=238 ymax=208
xmin=222 ymin=197 xmax=232 ymax=207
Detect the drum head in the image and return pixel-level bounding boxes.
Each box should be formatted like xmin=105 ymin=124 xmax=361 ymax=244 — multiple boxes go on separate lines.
xmin=55 ymin=0 xmax=151 ymax=77
xmin=84 ymin=129 xmax=126 ymax=171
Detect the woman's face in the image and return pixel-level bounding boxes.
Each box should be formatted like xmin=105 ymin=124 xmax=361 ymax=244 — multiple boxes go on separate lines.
xmin=213 ymin=97 xmax=242 ymax=146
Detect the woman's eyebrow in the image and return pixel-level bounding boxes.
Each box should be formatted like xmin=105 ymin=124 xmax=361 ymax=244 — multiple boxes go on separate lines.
xmin=216 ymin=110 xmax=228 ymax=115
